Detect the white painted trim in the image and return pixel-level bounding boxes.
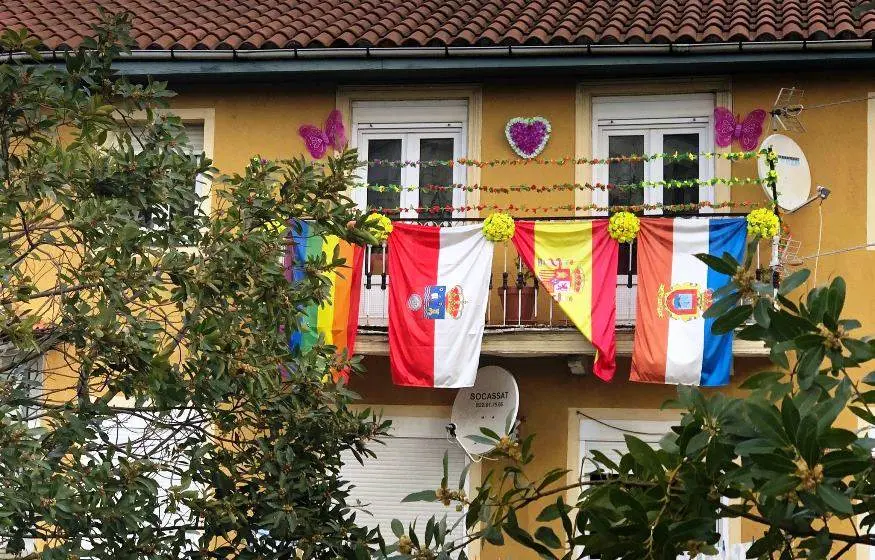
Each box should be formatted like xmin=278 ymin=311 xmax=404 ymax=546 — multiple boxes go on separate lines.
xmin=336 ymin=86 xmax=482 ymax=217
xmin=352 ymin=122 xmax=466 ymax=218
xmin=590 ymin=93 xmax=716 ymax=214
xmin=868 ymin=94 xmax=875 ymax=251
xmin=127 ymin=108 xmax=215 ymax=216
xmin=567 ymin=408 xmax=736 ymax=556
xmin=575 ymin=78 xmax=731 ymax=216
xmin=348 ymin=99 xmax=467 ymax=218
xmin=566 ymin=407 xmax=682 ymax=505
xmin=351 ymin=99 xmax=468 ymax=125
xmin=857 ymin=417 xmax=875 ymax=560
xmin=592 ymin=93 xmax=714 ymax=121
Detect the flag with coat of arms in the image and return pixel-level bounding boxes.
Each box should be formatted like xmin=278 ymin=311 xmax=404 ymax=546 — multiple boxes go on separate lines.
xmin=387 ymin=222 xmax=493 ymax=388
xmin=630 ymin=217 xmax=746 ymax=386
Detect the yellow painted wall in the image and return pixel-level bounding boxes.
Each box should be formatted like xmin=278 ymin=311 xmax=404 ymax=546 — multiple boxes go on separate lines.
xmin=730 ymin=72 xmax=875 ymax=555
xmin=479 ymin=83 xmax=576 ymax=214
xmin=172 ymin=83 xmax=338 ymax=174
xmin=35 ymin=71 xmax=875 ymax=559
xmin=350 ymin=356 xmax=770 ymax=559
xmin=731 ymin=72 xmax=875 ymax=330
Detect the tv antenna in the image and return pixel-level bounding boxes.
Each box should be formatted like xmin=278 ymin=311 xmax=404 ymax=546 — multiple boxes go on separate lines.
xmin=770 ymin=87 xmax=806 ymax=133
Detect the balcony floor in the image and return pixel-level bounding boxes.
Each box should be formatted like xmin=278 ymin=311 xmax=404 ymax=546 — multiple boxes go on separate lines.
xmin=356 ymin=326 xmax=769 ymax=358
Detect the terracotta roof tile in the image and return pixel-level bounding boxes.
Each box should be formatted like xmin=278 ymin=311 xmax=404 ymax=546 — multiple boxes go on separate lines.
xmin=3 ymin=0 xmax=874 ymax=51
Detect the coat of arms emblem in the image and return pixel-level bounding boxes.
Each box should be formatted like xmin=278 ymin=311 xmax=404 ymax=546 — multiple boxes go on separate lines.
xmin=416 ymin=285 xmax=465 ymax=320
xmin=656 ymin=282 xmax=713 ymax=321
xmin=536 ymin=258 xmax=584 ymax=301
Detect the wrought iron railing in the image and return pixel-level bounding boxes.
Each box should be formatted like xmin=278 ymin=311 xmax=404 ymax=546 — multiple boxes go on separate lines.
xmin=358 ymin=219 xmax=638 ymax=329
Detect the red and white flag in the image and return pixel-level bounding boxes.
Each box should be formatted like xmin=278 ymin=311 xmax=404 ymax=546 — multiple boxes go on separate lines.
xmin=388 ymin=223 xmax=493 ymax=388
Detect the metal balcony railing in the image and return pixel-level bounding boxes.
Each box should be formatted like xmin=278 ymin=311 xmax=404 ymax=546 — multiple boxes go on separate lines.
xmin=358 ymin=219 xmax=638 ymax=330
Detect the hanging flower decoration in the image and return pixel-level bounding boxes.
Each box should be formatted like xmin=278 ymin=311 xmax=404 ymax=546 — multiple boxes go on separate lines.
xmin=482 ymin=212 xmax=515 ymax=243
xmin=608 ymin=211 xmax=640 ymax=243
xmin=505 ymin=117 xmax=551 ymax=159
xmin=365 ymin=212 xmax=393 ymax=244
xmin=746 ymin=208 xmax=780 ymax=238
xmin=263 ymin=219 xmax=288 ymax=235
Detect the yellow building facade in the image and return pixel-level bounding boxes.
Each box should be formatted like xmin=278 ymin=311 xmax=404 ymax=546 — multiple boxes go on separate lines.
xmin=10 ymin=3 xmax=875 ymax=556
xmin=133 ymin=69 xmax=874 ymax=559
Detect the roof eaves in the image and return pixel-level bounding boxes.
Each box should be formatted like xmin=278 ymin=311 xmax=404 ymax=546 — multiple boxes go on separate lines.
xmin=4 ymin=38 xmax=875 ymax=64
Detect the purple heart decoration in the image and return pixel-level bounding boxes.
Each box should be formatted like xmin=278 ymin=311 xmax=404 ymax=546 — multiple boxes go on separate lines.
xmin=505 ymin=117 xmax=552 ymax=159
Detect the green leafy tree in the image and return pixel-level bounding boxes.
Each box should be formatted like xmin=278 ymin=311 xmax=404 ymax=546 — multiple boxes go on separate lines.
xmin=0 ymin=15 xmax=387 ymax=559
xmin=390 ymin=233 xmax=875 ymax=560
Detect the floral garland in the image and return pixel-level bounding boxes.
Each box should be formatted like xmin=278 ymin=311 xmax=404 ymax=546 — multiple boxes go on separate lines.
xmin=362 ymin=176 xmax=760 ymax=193
xmin=608 ymin=212 xmax=640 ymax=243
xmin=365 ymin=212 xmax=393 ymax=243
xmin=365 ymin=150 xmax=763 ymax=168
xmin=482 ymin=213 xmax=515 ymax=243
xmin=369 ymin=200 xmax=766 ymax=216
xmin=746 ymin=208 xmax=780 ymax=238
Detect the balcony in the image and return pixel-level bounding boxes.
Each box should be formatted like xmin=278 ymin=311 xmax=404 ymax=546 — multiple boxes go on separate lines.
xmin=355 ymin=221 xmax=768 ymax=359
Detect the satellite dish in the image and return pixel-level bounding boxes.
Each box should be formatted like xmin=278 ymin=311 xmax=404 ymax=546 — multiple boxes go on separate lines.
xmin=757 ymin=134 xmax=812 ymax=212
xmin=450 ymin=366 xmax=519 ymax=456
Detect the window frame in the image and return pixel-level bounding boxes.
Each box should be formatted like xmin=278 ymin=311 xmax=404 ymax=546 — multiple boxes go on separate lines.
xmin=337 ymin=87 xmax=482 ymax=217
xmin=575 ymin=79 xmax=733 ymax=217
xmin=0 ymin=345 xmax=42 ymax=557
xmin=84 ymin=396 xmax=207 ymax=554
xmin=0 ymin=344 xmax=42 ymax=427
xmin=350 ymin=100 xmax=468 ymax=220
xmin=124 ymin=108 xmax=216 ymax=218
xmin=591 ymin=94 xmax=716 ymax=215
xmin=567 ymin=408 xmax=733 ymax=559
xmin=867 ymin=92 xmax=875 ymax=252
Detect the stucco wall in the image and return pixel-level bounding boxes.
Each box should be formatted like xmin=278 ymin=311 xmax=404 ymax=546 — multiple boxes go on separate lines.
xmin=38 ymin=71 xmax=875 ymax=559
xmin=732 ymin=72 xmax=875 ymax=331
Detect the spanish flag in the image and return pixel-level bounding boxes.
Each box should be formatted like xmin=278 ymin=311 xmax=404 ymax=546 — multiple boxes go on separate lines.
xmin=512 ymin=221 xmax=618 ymax=381
xmin=285 ymin=221 xmax=364 ymax=358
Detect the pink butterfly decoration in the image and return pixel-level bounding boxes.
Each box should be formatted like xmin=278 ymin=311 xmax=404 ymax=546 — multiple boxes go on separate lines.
xmin=298 ymin=109 xmax=347 ymax=159
xmin=714 ymin=107 xmax=767 ymax=151
xmin=324 ymin=109 xmax=347 ymax=150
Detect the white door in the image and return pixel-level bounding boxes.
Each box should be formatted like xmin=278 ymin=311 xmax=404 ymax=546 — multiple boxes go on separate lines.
xmin=351 ymin=100 xmax=468 ymax=325
xmin=354 ymin=126 xmax=465 ymax=221
xmin=88 ymin=402 xmax=204 ymax=553
xmin=592 ymin=95 xmax=715 ymax=325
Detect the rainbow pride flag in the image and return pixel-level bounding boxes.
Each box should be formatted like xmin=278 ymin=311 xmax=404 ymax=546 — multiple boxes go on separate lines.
xmin=285 ymin=221 xmax=364 ymax=357
xmin=512 ymin=220 xmax=618 ymax=381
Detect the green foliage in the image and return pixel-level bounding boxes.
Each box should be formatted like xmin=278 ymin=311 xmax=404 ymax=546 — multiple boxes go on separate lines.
xmin=0 ymin=15 xmax=388 ymax=559
xmin=390 ymin=235 xmax=875 ymax=559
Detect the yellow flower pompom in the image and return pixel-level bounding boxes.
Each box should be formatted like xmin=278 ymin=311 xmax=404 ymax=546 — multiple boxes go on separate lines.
xmin=263 ymin=219 xmax=288 ymax=235
xmin=365 ymin=212 xmax=393 ymax=244
xmin=482 ymin=212 xmax=515 ymax=243
xmin=746 ymin=208 xmax=780 ymax=239
xmin=608 ymin=211 xmax=640 ymax=243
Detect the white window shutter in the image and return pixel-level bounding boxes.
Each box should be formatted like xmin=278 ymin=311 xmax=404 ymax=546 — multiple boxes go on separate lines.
xmin=578 ymin=416 xmax=730 ymax=560
xmin=341 ymin=420 xmax=468 ymax=545
xmin=182 ymin=123 xmax=204 ymax=154
xmin=579 ymin=417 xmax=677 ymax=476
